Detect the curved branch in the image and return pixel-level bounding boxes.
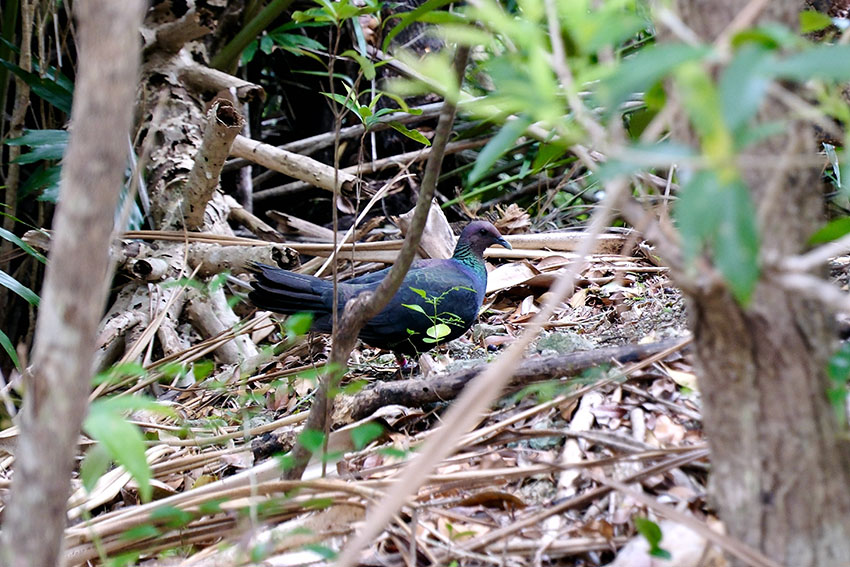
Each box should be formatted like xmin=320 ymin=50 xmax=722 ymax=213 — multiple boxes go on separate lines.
xmin=284 ymin=46 xmax=472 ymax=481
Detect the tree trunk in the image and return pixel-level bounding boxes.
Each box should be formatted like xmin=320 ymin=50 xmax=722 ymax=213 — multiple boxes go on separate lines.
xmin=672 ymin=1 xmax=850 ymax=565
xmin=0 ymin=1 xmax=144 ymax=565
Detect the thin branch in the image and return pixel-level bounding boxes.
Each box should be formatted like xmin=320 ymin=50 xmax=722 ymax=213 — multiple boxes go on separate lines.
xmin=283 ymin=46 xmax=472 ymax=481
xmin=776 ymin=272 xmax=850 ymax=313
xmin=253 ymin=138 xmax=487 ymax=202
xmin=782 ymin=231 xmax=850 ymax=273
xmin=334 ymin=174 xmax=631 ymax=567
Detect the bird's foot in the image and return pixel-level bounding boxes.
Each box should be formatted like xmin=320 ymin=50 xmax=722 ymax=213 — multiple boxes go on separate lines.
xmin=394 ymin=353 xmax=418 ymax=378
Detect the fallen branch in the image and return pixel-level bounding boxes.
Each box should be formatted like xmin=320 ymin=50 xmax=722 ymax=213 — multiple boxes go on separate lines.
xmin=230 ymin=135 xmax=357 ymax=196
xmin=342 ymin=338 xmax=686 ymax=421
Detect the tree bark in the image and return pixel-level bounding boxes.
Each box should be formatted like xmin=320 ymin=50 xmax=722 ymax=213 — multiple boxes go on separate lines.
xmin=0 ymin=1 xmax=144 ymax=565
xmin=670 ymin=2 xmax=850 ymax=565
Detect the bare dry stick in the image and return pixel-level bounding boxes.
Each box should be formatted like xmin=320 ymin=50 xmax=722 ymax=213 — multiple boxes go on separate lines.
xmin=184 ymin=100 xmax=244 ymax=229
xmin=0 ymin=1 xmax=145 ymax=565
xmin=177 ymin=52 xmax=265 ymax=103
xmin=283 ymin=46 xmax=471 ymax=481
xmin=334 ymin=175 xmax=630 ymax=566
xmin=230 ymin=134 xmax=357 ymax=194
xmin=223 ymin=98 xmax=476 ymax=171
xmin=253 ymin=137 xmax=488 ymax=202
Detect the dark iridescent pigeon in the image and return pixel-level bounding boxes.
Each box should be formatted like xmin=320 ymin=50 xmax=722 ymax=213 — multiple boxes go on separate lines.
xmin=248 ymin=221 xmax=511 ymax=356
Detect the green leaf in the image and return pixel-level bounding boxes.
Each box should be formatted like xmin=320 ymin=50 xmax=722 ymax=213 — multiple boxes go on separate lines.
xmin=12 ymin=143 xmax=66 ymax=164
xmin=409 ymin=287 xmax=427 ymax=299
xmin=828 ymin=342 xmax=850 ymax=419
xmin=268 ymin=31 xmax=325 ymax=54
xmin=80 ymin=444 xmax=112 ymax=494
xmin=675 ymin=62 xmax=735 ymax=167
xmin=387 ymin=121 xmax=430 ymax=146
xmin=150 ymin=505 xmax=194 ymax=529
xmin=713 ymin=179 xmax=759 ymax=304
xmin=199 ymin=498 xmax=227 ymax=515
xmin=192 ymin=359 xmax=215 ymax=381
xmin=241 ymin=40 xmax=259 ymax=65
xmin=800 ymin=10 xmax=834 ymax=33
xmin=84 ymin=401 xmax=152 ymax=502
xmin=320 ymin=91 xmax=362 ymax=120
xmin=595 ymin=44 xmax=709 ymax=115
xmin=594 ymin=142 xmax=695 ymax=182
xmin=634 ymin=517 xmax=672 ymax=559
xmin=767 ymin=45 xmax=850 ymax=81
xmin=437 ymin=23 xmax=497 ymax=47
xmin=378 ymin=91 xmax=419 ymax=115
xmin=302 ymin=543 xmax=338 ymax=560
xmin=20 ymin=165 xmax=62 ymax=202
xmin=720 ymin=45 xmax=771 ymax=135
xmin=298 ymin=429 xmax=325 ymax=453
xmin=350 ymin=422 xmax=383 ymax=450
xmin=0 ymin=329 xmax=19 ymax=370
xmin=810 ymin=217 xmax=850 ymax=244
xmin=119 ymin=524 xmax=161 ymax=542
xmin=731 ymin=24 xmax=803 ymax=50
xmin=93 ymin=395 xmax=176 ymax=417
xmin=285 ymin=312 xmax=313 ymax=338
xmin=0 ymin=269 xmax=39 ymax=306
xmin=402 ymin=303 xmax=427 ymax=315
xmin=676 ymin=171 xmax=759 ymax=303
xmin=426 ymin=323 xmax=452 ymax=340
xmin=93 ymin=362 xmax=148 ymax=386
xmin=378 ymin=446 xmax=408 ymax=458
xmin=382 ymin=0 xmax=455 ymax=52
xmin=341 ymin=49 xmax=375 ymax=80
xmin=531 ymin=143 xmax=568 ymax=173
xmin=0 ymin=225 xmax=45 ymax=263
xmin=337 ymin=379 xmax=368 ymax=395
xmin=675 ymin=171 xmax=725 ymax=263
xmin=277 ymin=454 xmax=296 ymax=471
xmin=0 ymin=59 xmax=73 ymax=113
xmin=468 ymin=116 xmax=532 ymax=185
xmin=302 ymin=497 xmax=334 ymax=510
xmin=107 ymin=551 xmax=142 ymax=567
xmin=5 ymin=129 xmax=69 ymax=147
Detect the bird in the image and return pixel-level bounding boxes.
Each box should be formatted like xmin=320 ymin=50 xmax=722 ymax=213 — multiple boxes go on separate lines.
xmin=248 ymin=220 xmax=512 ymax=357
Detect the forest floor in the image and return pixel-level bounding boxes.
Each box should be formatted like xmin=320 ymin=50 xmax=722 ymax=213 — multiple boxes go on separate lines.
xmin=19 ymin=204 xmax=736 ymax=567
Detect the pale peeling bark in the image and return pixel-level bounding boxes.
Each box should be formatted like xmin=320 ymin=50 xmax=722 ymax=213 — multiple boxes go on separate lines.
xmin=670 ymin=1 xmax=850 ymax=565
xmin=184 ymin=100 xmax=244 ymax=230
xmin=0 ymin=1 xmax=145 ymax=565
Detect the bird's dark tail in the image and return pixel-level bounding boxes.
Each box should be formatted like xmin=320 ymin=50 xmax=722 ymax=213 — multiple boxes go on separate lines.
xmin=247 ymin=263 xmax=333 ymax=316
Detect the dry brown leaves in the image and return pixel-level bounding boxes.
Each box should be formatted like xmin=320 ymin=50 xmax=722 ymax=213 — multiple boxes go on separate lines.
xmin=0 ymin=217 xmax=732 ymax=567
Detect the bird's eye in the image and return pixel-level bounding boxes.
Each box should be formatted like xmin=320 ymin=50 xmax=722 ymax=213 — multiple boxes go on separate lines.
xmin=479 ymin=228 xmax=487 ymax=235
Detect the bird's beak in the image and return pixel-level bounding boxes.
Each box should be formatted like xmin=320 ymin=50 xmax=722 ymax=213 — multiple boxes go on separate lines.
xmin=497 ymin=236 xmax=512 ymax=250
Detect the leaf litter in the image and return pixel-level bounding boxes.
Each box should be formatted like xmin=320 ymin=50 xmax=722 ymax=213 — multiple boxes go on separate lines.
xmin=3 ymin=214 xmax=730 ymax=567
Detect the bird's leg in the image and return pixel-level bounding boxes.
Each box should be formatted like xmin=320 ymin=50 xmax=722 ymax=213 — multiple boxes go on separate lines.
xmin=394 ymin=352 xmax=417 ymax=378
